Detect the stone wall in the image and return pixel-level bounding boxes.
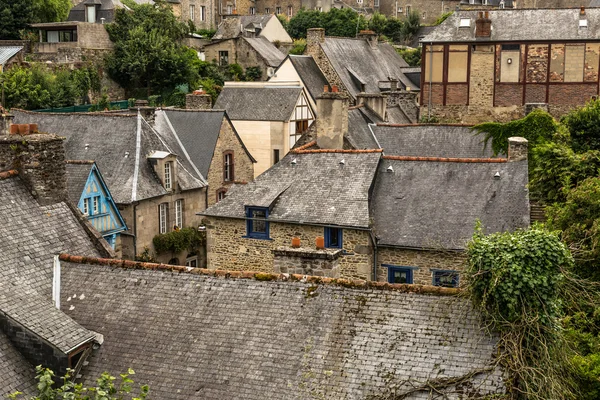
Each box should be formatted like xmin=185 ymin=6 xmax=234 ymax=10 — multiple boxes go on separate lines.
xmin=204 ymin=39 xmax=237 ymax=65
xmin=204 ymin=217 xmax=373 ymax=280
xmin=273 ymin=246 xmax=342 ymax=277
xmin=305 ymin=29 xmax=350 ymax=100
xmin=236 ymin=37 xmax=273 ymax=80
xmin=383 ymin=0 xmax=460 ymax=24
xmin=377 ymin=247 xmax=467 ymax=286
xmin=179 ymin=0 xmax=216 ymax=30
xmin=206 ymin=115 xmax=255 ymax=206
xmin=469 ymin=49 xmax=495 ymax=107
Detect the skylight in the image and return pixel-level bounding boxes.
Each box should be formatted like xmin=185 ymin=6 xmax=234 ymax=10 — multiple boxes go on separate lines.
xmin=459 ymin=18 xmax=471 ymax=28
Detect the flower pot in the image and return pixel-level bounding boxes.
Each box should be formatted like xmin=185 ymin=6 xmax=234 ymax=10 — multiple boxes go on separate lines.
xmin=291 ymin=237 xmax=301 ymax=248
xmin=316 ymin=236 xmax=325 ymax=250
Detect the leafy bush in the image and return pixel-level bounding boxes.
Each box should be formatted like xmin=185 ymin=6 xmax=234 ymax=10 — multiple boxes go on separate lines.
xmin=289 ymin=38 xmax=306 ymax=55
xmin=434 ymin=11 xmax=453 ymax=26
xmin=286 ymin=8 xmax=367 ymax=39
xmin=562 ymin=99 xmax=600 ymax=153
xmin=395 ymin=47 xmax=421 ymax=66
xmin=153 ymin=227 xmax=205 ymax=255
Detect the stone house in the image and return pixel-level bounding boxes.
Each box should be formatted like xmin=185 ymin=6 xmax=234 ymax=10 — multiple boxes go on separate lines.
xmin=212 ymin=14 xmax=293 ymax=44
xmin=420 ymin=8 xmax=600 ymax=123
xmin=305 ymin=28 xmax=420 ymax=122
xmin=65 ymin=160 xmax=128 ymax=250
xmin=11 ymin=108 xmax=253 ymax=264
xmin=214 ymin=81 xmax=315 ymax=176
xmin=201 ymin=90 xmax=530 ymax=285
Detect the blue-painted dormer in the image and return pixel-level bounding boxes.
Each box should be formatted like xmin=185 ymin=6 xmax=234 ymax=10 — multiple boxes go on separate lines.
xmin=65 ymin=161 xmax=127 ymax=250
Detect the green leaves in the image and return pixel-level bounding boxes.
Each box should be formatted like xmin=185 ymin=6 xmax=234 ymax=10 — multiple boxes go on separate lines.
xmin=153 ymin=227 xmax=205 ymax=255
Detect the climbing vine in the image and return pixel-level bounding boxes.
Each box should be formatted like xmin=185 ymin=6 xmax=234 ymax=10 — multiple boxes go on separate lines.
xmin=152 ymin=227 xmax=205 ymax=255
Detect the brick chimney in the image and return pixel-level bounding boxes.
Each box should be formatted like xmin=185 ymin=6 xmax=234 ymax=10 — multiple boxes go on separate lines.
xmin=186 ymin=89 xmax=212 ymax=110
xmin=0 ymin=125 xmax=69 ymax=205
xmin=475 ymin=11 xmax=492 ymax=38
xmin=508 ymin=137 xmax=528 ymax=162
xmin=306 ymin=28 xmax=325 ymax=56
xmin=358 ymin=29 xmax=378 ymax=49
xmin=316 ymin=86 xmax=348 ymax=150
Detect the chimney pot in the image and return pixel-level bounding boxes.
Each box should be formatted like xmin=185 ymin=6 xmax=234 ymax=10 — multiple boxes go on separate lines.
xmin=332 ymin=85 xmax=339 ymax=93
xmin=484 ymin=11 xmax=489 ymax=19
xmin=10 ymin=124 xmax=19 ymax=135
xmin=316 ymin=236 xmax=325 ymax=250
xmin=581 ymin=6 xmax=586 ymax=15
xmin=323 ymin=85 xmax=329 ymax=93
xmin=508 ymin=137 xmax=528 ymax=162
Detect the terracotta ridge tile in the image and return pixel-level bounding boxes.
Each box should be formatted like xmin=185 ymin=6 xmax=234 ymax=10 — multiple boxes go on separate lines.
xmin=382 ymin=155 xmax=507 ymax=163
xmin=0 ymin=170 xmax=18 ymax=180
xmin=376 ymin=123 xmax=476 ymax=127
xmin=292 ymin=140 xmax=317 ymax=151
xmin=10 ymin=108 xmax=136 ymax=118
xmin=293 ymin=148 xmax=383 ymax=154
xmin=58 ymin=253 xmax=460 ymax=296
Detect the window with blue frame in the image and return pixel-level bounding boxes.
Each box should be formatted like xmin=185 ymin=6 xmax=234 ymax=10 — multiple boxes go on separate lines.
xmin=386 ymin=266 xmax=414 ymax=284
xmin=245 ymin=207 xmax=269 ymax=239
xmin=324 ymin=227 xmax=343 ymax=248
xmin=433 ymin=270 xmax=459 ymax=288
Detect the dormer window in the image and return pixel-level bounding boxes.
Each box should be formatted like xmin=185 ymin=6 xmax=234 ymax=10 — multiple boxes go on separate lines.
xmin=86 ymin=5 xmax=96 ymax=23
xmin=164 ymin=161 xmax=172 ymax=189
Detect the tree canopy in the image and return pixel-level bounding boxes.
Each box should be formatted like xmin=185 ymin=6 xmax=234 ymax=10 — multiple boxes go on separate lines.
xmin=286 ymin=8 xmax=367 ymax=39
xmin=0 ymin=0 xmax=35 ymax=39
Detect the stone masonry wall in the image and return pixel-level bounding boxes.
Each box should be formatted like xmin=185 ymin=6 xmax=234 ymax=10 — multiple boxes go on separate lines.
xmin=236 ymin=37 xmax=272 ymax=80
xmin=469 ymin=50 xmax=495 ymax=108
xmin=206 ymin=116 xmax=255 ymax=206
xmin=204 ymin=39 xmax=237 ymax=65
xmin=305 ymin=29 xmax=350 ymax=101
xmin=204 ymin=217 xmax=373 ymax=280
xmin=377 ymin=247 xmax=467 ymax=286
xmin=273 ymin=247 xmax=342 ymax=277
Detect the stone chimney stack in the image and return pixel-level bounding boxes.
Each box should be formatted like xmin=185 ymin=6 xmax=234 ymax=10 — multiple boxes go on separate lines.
xmin=0 ymin=110 xmax=14 ymax=136
xmin=186 ymin=89 xmax=212 ymax=110
xmin=130 ymin=99 xmax=156 ymax=125
xmin=357 ymin=93 xmax=387 ymax=121
xmin=306 ymin=28 xmax=325 ymax=56
xmin=475 ymin=11 xmax=492 ymax=38
xmin=357 ymin=30 xmax=378 ymax=49
xmin=508 ymin=137 xmax=528 ymax=162
xmin=316 ymin=85 xmax=348 ymax=150
xmin=0 ymin=124 xmax=68 ymax=205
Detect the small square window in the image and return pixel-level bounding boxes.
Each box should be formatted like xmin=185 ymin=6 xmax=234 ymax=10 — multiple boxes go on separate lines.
xmin=387 ymin=266 xmax=413 ymax=284
xmin=324 ymin=227 xmax=342 ymax=248
xmin=245 ymin=207 xmax=270 ymax=239
xmin=219 ymin=51 xmax=229 ymax=66
xmin=433 ymin=270 xmax=459 ymax=288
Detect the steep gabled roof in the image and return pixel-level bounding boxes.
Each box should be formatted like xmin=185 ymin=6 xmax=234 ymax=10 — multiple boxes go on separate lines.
xmin=320 ymin=37 xmax=414 ymax=98
xmin=0 ymin=46 xmax=22 ymax=66
xmin=60 ymin=256 xmax=505 ymax=399
xmin=214 ymin=86 xmax=303 ymax=121
xmin=213 ymin=15 xmax=273 ymax=40
xmin=0 ymin=331 xmax=36 ymax=397
xmin=371 ymin=158 xmax=529 ymax=249
xmin=201 ymin=151 xmax=381 ymax=228
xmin=12 ymin=110 xmax=206 ymax=204
xmin=65 ymin=162 xmax=94 ymax=205
xmin=243 ymin=37 xmax=285 ymax=67
xmin=287 ymin=55 xmax=330 ymax=102
xmin=346 ymin=107 xmax=381 ymax=150
xmin=423 ymin=8 xmax=600 ymax=43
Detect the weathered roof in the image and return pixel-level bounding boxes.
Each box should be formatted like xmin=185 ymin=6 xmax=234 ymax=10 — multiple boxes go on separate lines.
xmin=214 ymin=86 xmax=302 ymax=121
xmin=459 ymin=0 xmax=513 ymax=5
xmin=371 ymin=158 xmax=530 ymax=249
xmin=243 ymin=37 xmax=285 ymax=67
xmin=423 ymin=8 xmax=600 ymax=43
xmin=372 ymin=125 xmax=498 ymax=158
xmin=213 ymin=15 xmax=273 ymax=40
xmin=12 ymin=110 xmax=206 ymax=204
xmin=287 ymin=55 xmax=330 ymax=102
xmin=0 ymin=46 xmax=22 ymax=65
xmin=202 ymin=152 xmax=381 ymax=228
xmin=592 ymin=0 xmax=600 ymax=7
xmin=0 ymin=331 xmax=36 ymax=398
xmin=320 ymin=37 xmax=414 ymax=98
xmin=61 ymin=259 xmax=504 ymax=399
xmin=65 ymin=162 xmax=94 ymax=204
xmin=346 ymin=107 xmax=381 ymax=150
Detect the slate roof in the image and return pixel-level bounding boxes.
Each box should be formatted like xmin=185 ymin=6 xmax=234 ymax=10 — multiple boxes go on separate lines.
xmin=11 ymin=110 xmax=206 ymax=204
xmin=592 ymin=0 xmax=600 ymax=7
xmin=372 ymin=125 xmax=498 ymax=158
xmin=202 ymin=152 xmax=381 ymax=228
xmin=319 ymin=37 xmax=414 ymax=98
xmin=287 ymin=55 xmax=330 ymax=102
xmin=0 ymin=331 xmax=36 ymax=397
xmin=65 ymin=162 xmax=94 ymax=204
xmin=346 ymin=107 xmax=380 ymax=150
xmin=0 ymin=46 xmax=22 ymax=65
xmin=214 ymin=86 xmax=303 ymax=121
xmin=423 ymin=8 xmax=600 ymax=43
xmin=371 ymin=159 xmax=530 ymax=249
xmin=213 ymin=15 xmax=273 ymax=40
xmin=61 ymin=259 xmax=504 ymax=399
xmin=243 ymin=37 xmax=285 ymax=67
xmin=459 ymin=0 xmax=513 ymax=5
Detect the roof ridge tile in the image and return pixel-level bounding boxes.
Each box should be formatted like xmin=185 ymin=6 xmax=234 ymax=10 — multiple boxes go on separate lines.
xmin=0 ymin=170 xmax=18 ymax=180
xmin=382 ymin=155 xmax=507 ymax=163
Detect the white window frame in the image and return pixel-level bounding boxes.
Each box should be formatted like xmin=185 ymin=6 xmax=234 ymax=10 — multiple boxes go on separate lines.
xmin=86 ymin=5 xmax=96 ymax=23
xmin=265 ymin=7 xmax=270 ymax=13
xmin=159 ymin=203 xmax=168 ymax=234
xmin=287 ymin=6 xmax=293 ymax=17
xmin=224 ymin=153 xmax=233 ymax=182
xmin=276 ymin=6 xmax=281 ymax=14
xmin=164 ymin=161 xmax=172 ymax=190
xmin=227 ymin=4 xmax=233 ymax=14
xmin=175 ymin=199 xmax=183 ymax=229
xmin=250 ymin=6 xmax=255 ymax=15
xmin=200 ymin=6 xmax=206 ymax=21
xmin=92 ymin=196 xmax=99 ymax=214
xmin=83 ymin=198 xmax=89 ymax=216
xmin=190 ymin=4 xmax=195 ymax=21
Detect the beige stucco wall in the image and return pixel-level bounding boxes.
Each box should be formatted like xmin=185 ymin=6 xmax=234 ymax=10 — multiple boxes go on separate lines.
xmin=262 ymin=16 xmax=293 ymax=44
xmin=206 ymin=117 xmax=255 ymax=206
xmin=377 ymin=247 xmax=467 ymax=286
xmin=204 ymin=217 xmax=373 ymax=280
xmin=270 ymin=59 xmax=319 ymax=112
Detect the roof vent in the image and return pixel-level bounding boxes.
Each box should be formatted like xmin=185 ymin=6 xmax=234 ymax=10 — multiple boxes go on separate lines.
xmin=290 ymin=158 xmax=297 ymax=165
xmin=494 ymin=171 xmax=501 ymax=179
xmin=579 ymin=19 xmax=588 ymax=28
xmin=125 ymin=151 xmax=130 ymax=158
xmin=339 ymin=159 xmax=345 ymax=165
xmin=387 ymin=165 xmax=394 ymax=173
xmin=459 ymin=18 xmax=471 ymax=28
xmin=85 ymin=143 xmax=90 ymax=150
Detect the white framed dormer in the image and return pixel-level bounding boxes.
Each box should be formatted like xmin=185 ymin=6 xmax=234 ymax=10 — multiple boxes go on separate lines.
xmin=148 ymin=151 xmax=178 ymax=191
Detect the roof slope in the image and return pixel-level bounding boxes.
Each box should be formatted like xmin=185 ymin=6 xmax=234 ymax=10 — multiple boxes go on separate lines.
xmin=66 ymin=162 xmax=93 ymax=204
xmin=320 ymin=37 xmax=413 ymax=98
xmin=593 ymin=0 xmax=600 ymax=6
xmin=0 ymin=331 xmax=36 ymax=398
xmin=0 ymin=46 xmax=22 ymax=65
xmin=202 ymin=152 xmax=381 ymax=228
xmin=214 ymin=86 xmax=302 ymax=121
xmin=346 ymin=107 xmax=380 ymax=150
xmin=372 ymin=125 xmax=498 ymax=158
xmin=213 ymin=15 xmax=272 ymax=40
xmin=371 ymin=159 xmax=530 ymax=249
xmin=62 ymin=261 xmax=504 ymax=399
xmin=12 ymin=110 xmax=205 ymax=204
xmin=423 ymin=9 xmax=600 ymax=43
xmin=244 ymin=37 xmax=285 ymax=67
xmin=288 ymin=55 xmax=330 ymax=102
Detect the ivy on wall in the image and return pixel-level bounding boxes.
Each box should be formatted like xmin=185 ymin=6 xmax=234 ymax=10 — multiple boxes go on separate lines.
xmin=152 ymin=227 xmax=205 ymax=255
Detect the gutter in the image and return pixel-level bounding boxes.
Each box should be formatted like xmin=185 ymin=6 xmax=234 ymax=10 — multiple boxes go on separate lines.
xmin=197 ymin=213 xmax=373 ymax=231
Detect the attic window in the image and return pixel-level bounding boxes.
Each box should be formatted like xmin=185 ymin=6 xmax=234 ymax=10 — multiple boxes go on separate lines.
xmin=164 ymin=161 xmax=172 ymax=190
xmin=580 ymin=19 xmax=588 ymax=28
xmin=459 ymin=18 xmax=471 ymax=28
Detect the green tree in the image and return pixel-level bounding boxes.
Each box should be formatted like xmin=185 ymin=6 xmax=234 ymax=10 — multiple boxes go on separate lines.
xmin=286 ymin=8 xmax=323 ymax=39
xmin=286 ymin=7 xmax=367 ymax=39
xmin=399 ymin=10 xmax=421 ymax=45
xmin=395 ymin=47 xmax=421 ymax=66
xmin=32 ymin=0 xmax=72 ymax=23
xmin=562 ymin=99 xmax=600 ymax=153
xmin=0 ymin=0 xmax=35 ymax=39
xmin=368 ymin=12 xmax=387 ymax=36
xmin=9 ymin=366 xmax=149 ymax=399
xmin=105 ymin=0 xmax=200 ymax=95
xmin=382 ymin=17 xmax=403 ymax=42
